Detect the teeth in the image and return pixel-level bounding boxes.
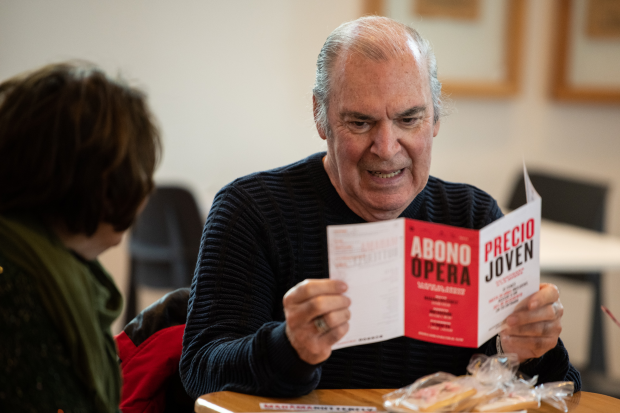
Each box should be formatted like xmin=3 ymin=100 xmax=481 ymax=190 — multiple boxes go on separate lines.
xmin=371 ymin=169 xmax=403 ymax=178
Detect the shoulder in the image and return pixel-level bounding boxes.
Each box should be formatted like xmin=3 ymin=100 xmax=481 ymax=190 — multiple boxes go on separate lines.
xmin=228 ymin=152 xmax=323 ymax=191
xmin=420 ymin=176 xmax=503 ymax=229
xmin=425 ymin=176 xmax=497 ymax=203
xmin=209 ymin=152 xmax=326 ymax=214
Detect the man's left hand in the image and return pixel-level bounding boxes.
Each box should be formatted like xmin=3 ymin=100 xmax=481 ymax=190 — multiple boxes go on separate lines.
xmin=500 ymin=283 xmax=563 ymax=362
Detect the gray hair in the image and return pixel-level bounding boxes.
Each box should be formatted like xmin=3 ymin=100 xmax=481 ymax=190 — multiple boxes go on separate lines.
xmin=313 ymin=16 xmax=443 ymax=136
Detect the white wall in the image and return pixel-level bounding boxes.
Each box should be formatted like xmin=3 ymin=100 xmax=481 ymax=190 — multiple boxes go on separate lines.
xmin=0 ymin=0 xmax=363 ymax=210
xmin=2 ymin=0 xmax=620 ymax=380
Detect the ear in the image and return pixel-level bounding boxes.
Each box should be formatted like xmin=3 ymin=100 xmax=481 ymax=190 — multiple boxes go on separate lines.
xmin=313 ymin=95 xmax=328 ymax=141
xmin=432 ymin=118 xmax=440 ymax=137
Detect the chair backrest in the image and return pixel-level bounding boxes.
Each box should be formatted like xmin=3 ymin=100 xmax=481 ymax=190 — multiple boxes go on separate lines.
xmin=130 ymin=186 xmax=203 ymax=289
xmin=507 ymin=171 xmax=608 ymax=232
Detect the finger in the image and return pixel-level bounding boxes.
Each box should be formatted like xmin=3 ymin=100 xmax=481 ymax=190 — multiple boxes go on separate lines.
xmin=286 ymin=294 xmax=351 ymax=329
xmin=320 ymin=321 xmax=350 ymax=346
xmin=322 ymin=308 xmax=351 ymax=330
xmin=500 ymin=334 xmax=559 ymax=360
xmin=503 ymin=319 xmax=562 ymax=338
xmin=505 ymin=301 xmax=563 ymax=328
xmin=513 ymin=283 xmax=559 ymax=312
xmin=298 ymin=294 xmax=351 ymax=321
xmin=285 ymin=323 xmax=335 ymax=365
xmin=527 ymin=283 xmax=560 ymax=310
xmin=283 ymin=279 xmax=347 ymax=305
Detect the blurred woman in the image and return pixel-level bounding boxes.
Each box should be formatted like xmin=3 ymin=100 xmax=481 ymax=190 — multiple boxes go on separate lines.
xmin=0 ymin=62 xmax=161 ymax=412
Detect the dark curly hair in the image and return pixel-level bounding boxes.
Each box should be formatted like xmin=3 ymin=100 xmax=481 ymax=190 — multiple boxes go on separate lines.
xmin=0 ymin=62 xmax=161 ymax=236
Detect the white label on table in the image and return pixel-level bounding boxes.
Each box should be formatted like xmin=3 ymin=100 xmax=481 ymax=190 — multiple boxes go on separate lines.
xmin=259 ymin=403 xmax=378 ymax=411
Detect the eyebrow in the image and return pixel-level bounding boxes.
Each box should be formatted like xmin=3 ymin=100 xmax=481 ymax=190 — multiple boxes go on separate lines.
xmin=340 ymin=111 xmax=375 ymax=121
xmin=340 ymin=105 xmax=427 ymax=121
xmin=396 ymin=105 xmax=427 ymax=118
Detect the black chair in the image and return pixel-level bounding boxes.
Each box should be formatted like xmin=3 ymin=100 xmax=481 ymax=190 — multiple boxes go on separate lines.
xmin=508 ymin=171 xmax=608 ymax=377
xmin=124 ymin=186 xmax=204 ymax=325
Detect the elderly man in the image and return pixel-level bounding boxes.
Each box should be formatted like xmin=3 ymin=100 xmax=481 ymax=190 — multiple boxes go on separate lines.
xmin=180 ymin=16 xmax=580 ymax=398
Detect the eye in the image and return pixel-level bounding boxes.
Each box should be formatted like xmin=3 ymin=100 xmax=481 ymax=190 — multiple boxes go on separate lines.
xmin=347 ymin=120 xmax=372 ymax=133
xmin=400 ymin=117 xmax=420 ymax=127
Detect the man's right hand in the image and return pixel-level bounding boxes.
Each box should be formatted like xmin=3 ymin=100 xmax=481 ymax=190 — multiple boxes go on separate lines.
xmin=283 ymin=279 xmax=351 ymax=365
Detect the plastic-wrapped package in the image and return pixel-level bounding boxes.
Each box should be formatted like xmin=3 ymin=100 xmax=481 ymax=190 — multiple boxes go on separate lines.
xmin=465 ymin=354 xmax=540 ymax=411
xmin=472 ymin=380 xmax=539 ymax=412
xmin=472 ymin=394 xmax=538 ymax=412
xmin=448 ymin=378 xmax=503 ymax=412
xmin=535 ymin=381 xmax=574 ymax=412
xmin=448 ymin=354 xmax=519 ymax=412
xmin=467 ymin=353 xmax=519 ymax=385
xmin=383 ymin=373 xmax=477 ymax=412
xmin=383 ymin=353 xmax=574 ymax=412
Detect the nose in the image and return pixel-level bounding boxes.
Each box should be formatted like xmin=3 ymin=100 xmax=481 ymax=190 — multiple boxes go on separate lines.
xmin=369 ymin=121 xmax=401 ymax=161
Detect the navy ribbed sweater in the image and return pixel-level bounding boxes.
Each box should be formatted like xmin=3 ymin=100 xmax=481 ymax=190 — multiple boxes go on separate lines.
xmin=180 ymin=152 xmax=581 ymax=398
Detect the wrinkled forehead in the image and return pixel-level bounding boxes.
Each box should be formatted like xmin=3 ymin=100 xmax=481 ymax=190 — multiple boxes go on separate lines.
xmin=331 ymin=31 xmax=427 ymax=82
xmin=331 ymin=48 xmax=430 ymax=96
xmin=340 ymin=28 xmax=422 ymax=65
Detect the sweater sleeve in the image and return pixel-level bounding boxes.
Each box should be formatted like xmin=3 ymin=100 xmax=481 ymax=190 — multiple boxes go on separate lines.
xmin=518 ymin=338 xmax=582 ymax=390
xmin=180 ymin=184 xmax=321 ymax=398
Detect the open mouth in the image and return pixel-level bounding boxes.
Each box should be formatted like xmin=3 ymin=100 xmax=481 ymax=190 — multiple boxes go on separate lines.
xmin=369 ymin=169 xmax=404 ymax=179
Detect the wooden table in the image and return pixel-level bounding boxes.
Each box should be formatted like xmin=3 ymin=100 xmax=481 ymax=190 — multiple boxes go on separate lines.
xmin=195 ymin=389 xmax=620 ymax=413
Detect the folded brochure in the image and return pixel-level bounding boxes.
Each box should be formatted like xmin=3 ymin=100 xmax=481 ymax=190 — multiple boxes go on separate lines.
xmin=328 ymin=166 xmax=541 ymax=349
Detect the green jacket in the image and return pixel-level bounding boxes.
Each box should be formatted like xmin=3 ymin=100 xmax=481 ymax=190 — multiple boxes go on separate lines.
xmin=0 ymin=214 xmax=122 ymax=413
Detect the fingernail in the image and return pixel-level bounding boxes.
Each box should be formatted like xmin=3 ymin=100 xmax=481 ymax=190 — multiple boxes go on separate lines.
xmin=338 ymin=282 xmax=347 ymax=292
xmin=506 ymin=316 xmax=517 ymax=326
xmin=530 ymin=300 xmax=539 ymax=310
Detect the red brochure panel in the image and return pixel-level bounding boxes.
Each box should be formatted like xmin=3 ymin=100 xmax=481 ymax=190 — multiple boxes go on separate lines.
xmin=404 ymin=219 xmax=480 ymax=348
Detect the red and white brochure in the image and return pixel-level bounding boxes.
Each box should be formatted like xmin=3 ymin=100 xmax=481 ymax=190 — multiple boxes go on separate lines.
xmin=328 ymin=167 xmax=541 ymax=349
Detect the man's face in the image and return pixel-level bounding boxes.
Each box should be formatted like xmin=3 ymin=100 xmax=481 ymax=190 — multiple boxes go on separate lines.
xmin=318 ymin=50 xmax=440 ymax=222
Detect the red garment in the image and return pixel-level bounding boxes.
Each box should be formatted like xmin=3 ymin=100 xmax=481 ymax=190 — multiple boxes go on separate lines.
xmin=116 ymin=325 xmax=185 ymax=413
xmin=114 ymin=288 xmax=192 ymax=413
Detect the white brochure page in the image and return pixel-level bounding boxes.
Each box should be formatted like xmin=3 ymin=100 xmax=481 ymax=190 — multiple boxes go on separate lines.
xmin=328 ymin=219 xmax=405 ymax=349
xmin=477 ymin=176 xmax=541 ymax=345
xmin=523 ymin=162 xmax=541 ymax=203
